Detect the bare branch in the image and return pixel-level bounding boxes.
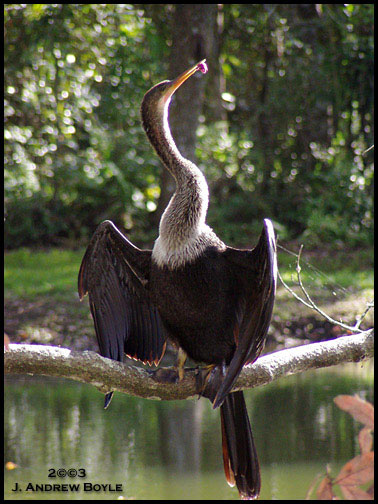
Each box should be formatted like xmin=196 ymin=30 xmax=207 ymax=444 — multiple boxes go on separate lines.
xmin=362 ymin=144 xmax=374 ymax=155
xmin=278 ymin=268 xmax=314 ymax=310
xmin=278 ymin=246 xmax=370 ymax=335
xmin=4 ymin=330 xmax=374 ymax=401
xmin=354 ymin=301 xmax=374 ymax=330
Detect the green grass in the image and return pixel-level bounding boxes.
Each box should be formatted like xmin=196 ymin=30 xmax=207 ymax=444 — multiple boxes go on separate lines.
xmin=277 ymin=246 xmax=373 ymax=286
xmin=4 ymin=248 xmax=83 ymax=298
xmin=4 ymin=246 xmax=373 ymax=299
xmin=4 ymin=248 xmax=91 ymax=349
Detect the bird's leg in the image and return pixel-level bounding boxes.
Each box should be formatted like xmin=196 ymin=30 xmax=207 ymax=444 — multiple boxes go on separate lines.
xmin=195 ymin=364 xmax=216 ymax=397
xmin=196 ymin=362 xmax=226 ymax=404
xmin=149 ymin=347 xmax=188 ymax=384
xmin=176 ymin=347 xmax=187 ymax=381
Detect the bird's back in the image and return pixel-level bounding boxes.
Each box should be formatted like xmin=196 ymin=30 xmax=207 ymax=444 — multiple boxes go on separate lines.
xmin=150 ymin=245 xmax=242 ymax=365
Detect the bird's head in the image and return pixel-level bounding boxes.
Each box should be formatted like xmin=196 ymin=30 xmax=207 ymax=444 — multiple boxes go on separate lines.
xmin=141 ymin=59 xmax=208 ymax=124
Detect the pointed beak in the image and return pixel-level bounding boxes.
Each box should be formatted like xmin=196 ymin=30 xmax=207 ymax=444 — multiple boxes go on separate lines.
xmin=163 ymin=59 xmax=207 ymax=103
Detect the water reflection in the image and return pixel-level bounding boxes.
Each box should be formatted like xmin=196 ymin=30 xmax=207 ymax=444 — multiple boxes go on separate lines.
xmin=4 ymin=362 xmax=373 ymax=500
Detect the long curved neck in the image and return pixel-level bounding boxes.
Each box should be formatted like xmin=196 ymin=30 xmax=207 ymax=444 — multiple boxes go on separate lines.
xmin=142 ymin=99 xmax=209 ymax=246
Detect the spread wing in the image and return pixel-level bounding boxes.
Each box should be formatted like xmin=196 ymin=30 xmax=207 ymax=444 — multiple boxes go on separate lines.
xmin=213 ymin=219 xmax=277 ymax=408
xmin=78 ymin=220 xmax=166 ymax=370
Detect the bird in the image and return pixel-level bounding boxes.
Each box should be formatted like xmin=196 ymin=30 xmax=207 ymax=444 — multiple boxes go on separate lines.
xmin=78 ymin=59 xmax=277 ymax=500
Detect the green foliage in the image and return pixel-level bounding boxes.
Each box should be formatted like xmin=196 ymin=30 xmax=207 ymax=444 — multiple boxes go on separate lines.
xmin=4 ymin=4 xmax=164 ymax=247
xmin=217 ymin=4 xmax=373 ymax=245
xmin=4 ymin=4 xmax=374 ymax=249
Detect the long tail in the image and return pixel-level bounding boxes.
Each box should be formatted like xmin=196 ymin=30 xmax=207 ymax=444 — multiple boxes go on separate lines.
xmin=197 ymin=365 xmax=261 ymax=499
xmin=220 ymin=391 xmax=261 ymax=500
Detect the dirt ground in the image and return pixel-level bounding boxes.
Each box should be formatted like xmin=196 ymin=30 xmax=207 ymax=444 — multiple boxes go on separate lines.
xmin=5 ymin=281 xmax=373 ymax=354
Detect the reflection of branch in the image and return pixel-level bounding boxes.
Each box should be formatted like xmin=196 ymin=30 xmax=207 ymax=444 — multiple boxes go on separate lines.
xmin=4 ymin=332 xmax=374 ymax=401
xmin=278 ymin=244 xmax=373 ymax=334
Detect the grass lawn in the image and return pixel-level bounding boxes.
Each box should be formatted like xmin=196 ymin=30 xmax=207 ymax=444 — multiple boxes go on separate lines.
xmin=4 ymin=245 xmax=374 ymax=350
xmin=4 ymin=248 xmax=81 ymax=298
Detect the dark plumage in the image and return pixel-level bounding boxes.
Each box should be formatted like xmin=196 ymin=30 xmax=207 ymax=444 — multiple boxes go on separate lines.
xmin=79 ymin=59 xmax=277 ymax=499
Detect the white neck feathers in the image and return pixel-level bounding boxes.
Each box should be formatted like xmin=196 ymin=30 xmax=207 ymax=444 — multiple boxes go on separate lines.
xmin=144 ymin=94 xmax=225 ymax=268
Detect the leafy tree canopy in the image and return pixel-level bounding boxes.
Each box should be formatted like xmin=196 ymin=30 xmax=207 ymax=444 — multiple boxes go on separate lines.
xmin=4 ymin=4 xmax=374 ymax=249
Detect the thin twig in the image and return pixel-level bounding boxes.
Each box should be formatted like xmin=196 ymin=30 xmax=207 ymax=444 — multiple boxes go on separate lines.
xmin=278 ymin=245 xmax=367 ymax=334
xmin=278 ymin=269 xmax=314 ymax=310
xmin=362 ymin=144 xmax=374 ymax=155
xmin=277 ymin=242 xmax=349 ymax=295
xmin=354 ymin=300 xmax=374 ymax=330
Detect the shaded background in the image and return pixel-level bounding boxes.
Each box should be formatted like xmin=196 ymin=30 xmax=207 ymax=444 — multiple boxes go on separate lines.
xmin=4 ymin=4 xmax=374 ymax=250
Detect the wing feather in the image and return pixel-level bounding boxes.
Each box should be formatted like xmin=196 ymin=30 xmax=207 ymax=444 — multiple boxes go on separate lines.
xmin=78 ymin=220 xmax=166 ymax=366
xmin=213 ymin=219 xmax=277 ymax=408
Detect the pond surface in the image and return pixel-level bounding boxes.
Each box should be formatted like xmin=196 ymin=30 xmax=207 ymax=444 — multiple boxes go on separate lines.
xmin=4 ymin=361 xmax=373 ymax=500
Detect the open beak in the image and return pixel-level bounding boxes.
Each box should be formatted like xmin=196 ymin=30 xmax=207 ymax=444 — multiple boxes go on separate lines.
xmin=164 ymin=59 xmax=207 ymax=102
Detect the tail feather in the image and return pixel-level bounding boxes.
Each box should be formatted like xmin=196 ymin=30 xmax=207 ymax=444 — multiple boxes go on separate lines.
xmin=197 ymin=365 xmax=261 ymax=499
xmin=220 ymin=391 xmax=261 ymax=500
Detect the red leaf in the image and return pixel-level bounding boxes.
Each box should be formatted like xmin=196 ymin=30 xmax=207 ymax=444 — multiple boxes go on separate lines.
xmin=358 ymin=427 xmax=373 ymax=454
xmin=334 ymin=395 xmax=374 ymax=430
xmin=335 ymin=452 xmax=374 ymax=487
xmin=339 ymin=484 xmax=373 ymax=500
xmin=316 ymin=475 xmax=335 ymax=500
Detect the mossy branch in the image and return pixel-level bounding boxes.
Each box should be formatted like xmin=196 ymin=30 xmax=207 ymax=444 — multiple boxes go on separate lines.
xmin=4 ymin=329 xmax=374 ymax=402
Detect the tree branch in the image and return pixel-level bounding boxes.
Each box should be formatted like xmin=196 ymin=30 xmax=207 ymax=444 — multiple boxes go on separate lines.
xmin=4 ymin=330 xmax=374 ymax=402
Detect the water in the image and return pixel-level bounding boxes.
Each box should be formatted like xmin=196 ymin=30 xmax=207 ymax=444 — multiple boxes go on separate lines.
xmin=4 ymin=361 xmax=373 ymax=500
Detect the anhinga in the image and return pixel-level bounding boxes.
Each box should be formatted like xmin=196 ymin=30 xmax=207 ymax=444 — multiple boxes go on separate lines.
xmin=78 ymin=60 xmax=277 ymax=500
